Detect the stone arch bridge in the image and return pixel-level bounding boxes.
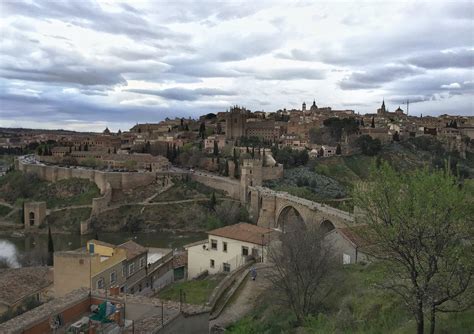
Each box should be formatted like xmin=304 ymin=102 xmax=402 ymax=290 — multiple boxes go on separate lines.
xmin=247 ymin=186 xmax=355 ymax=232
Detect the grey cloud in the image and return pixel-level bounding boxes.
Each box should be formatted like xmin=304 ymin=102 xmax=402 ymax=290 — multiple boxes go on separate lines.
xmin=125 ymin=87 xmax=236 ymax=101
xmin=252 ymin=68 xmax=326 ymax=80
xmin=2 ymin=0 xmax=186 ymax=41
xmin=340 ymin=65 xmax=424 ymax=90
xmin=405 ymin=49 xmax=474 ymax=69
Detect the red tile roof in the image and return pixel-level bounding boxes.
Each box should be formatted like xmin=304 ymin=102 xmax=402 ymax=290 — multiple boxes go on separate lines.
xmin=208 ymin=223 xmax=273 ymax=246
xmin=117 ymin=240 xmax=147 ymax=260
xmin=338 ymin=225 xmax=372 ymax=248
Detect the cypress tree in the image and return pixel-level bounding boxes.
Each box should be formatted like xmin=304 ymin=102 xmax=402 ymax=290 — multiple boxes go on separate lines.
xmin=371 ymin=117 xmax=375 ymax=128
xmin=213 ymin=141 xmax=219 ymax=156
xmin=224 ymin=160 xmax=229 ymax=176
xmin=209 ymin=192 xmax=217 ymax=211
xmin=336 ymin=144 xmax=342 ymax=155
xmin=47 ymin=226 xmax=54 ymax=266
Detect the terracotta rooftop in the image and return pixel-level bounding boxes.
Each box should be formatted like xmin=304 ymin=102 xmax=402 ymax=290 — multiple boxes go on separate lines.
xmin=117 ymin=240 xmax=147 ymax=260
xmin=89 ymin=239 xmax=116 ymax=249
xmin=0 ymin=266 xmax=53 ymax=307
xmin=208 ymin=223 xmax=273 ymax=246
xmin=338 ymin=225 xmax=372 ymax=248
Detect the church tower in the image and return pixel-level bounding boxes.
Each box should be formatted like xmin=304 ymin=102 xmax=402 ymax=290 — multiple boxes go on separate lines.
xmin=377 ymin=99 xmax=387 ymax=115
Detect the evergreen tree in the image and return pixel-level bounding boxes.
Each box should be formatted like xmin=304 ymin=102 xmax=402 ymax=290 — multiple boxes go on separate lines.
xmin=113 ymin=147 xmax=117 ymax=154
xmin=336 ymin=144 xmax=342 ymax=155
xmin=185 ymin=124 xmax=189 ymax=131
xmin=84 ymin=143 xmax=89 ymax=151
xmin=224 ymin=160 xmax=229 ymax=176
xmin=371 ymin=116 xmax=375 ymax=128
xmin=47 ymin=227 xmax=54 ymax=266
xmin=213 ymin=141 xmax=219 ymax=156
xmin=209 ymin=192 xmax=217 ymax=211
xmin=199 ymin=122 xmax=206 ymax=138
xmin=37 ymin=146 xmax=43 ymax=156
xmin=393 ymin=131 xmax=400 ymax=141
xmin=361 ymin=119 xmax=365 ymax=127
xmin=166 ymin=144 xmax=171 ymax=160
xmin=95 ymin=231 xmax=99 ymax=240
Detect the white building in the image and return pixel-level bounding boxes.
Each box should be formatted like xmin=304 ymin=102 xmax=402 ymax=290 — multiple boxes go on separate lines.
xmin=321 ymin=145 xmax=337 ymax=157
xmin=185 ymin=223 xmax=274 ymax=279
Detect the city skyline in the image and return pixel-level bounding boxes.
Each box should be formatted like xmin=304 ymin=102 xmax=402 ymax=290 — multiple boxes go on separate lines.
xmin=0 ymin=0 xmax=473 ymax=132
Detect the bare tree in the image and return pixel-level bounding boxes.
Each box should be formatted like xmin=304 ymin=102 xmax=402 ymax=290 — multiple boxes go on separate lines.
xmin=266 ymin=225 xmax=340 ymax=324
xmin=354 ymin=162 xmax=474 ymax=334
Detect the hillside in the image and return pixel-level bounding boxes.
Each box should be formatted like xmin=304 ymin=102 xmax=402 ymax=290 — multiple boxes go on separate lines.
xmin=265 ymin=138 xmax=474 ymax=211
xmin=0 ymin=171 xmax=100 ymax=208
xmin=228 ymin=263 xmax=474 ymax=333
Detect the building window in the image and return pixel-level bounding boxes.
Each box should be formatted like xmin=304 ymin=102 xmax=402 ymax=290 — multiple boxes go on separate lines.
xmin=343 ymin=253 xmax=351 ymax=265
xmin=140 ymin=257 xmax=146 ymax=269
xmin=211 ymin=239 xmax=218 ymax=250
xmin=129 ymin=263 xmax=135 ymax=275
xmin=97 ymin=278 xmax=105 ymax=289
xmin=210 ymin=259 xmax=215 ymax=268
xmin=223 ymin=242 xmax=227 ymax=252
xmin=110 ymin=271 xmax=117 ymax=284
xmin=242 ymin=246 xmax=249 ymax=256
xmin=223 ymin=263 xmax=231 ymax=272
xmin=122 ymin=265 xmax=127 ymax=277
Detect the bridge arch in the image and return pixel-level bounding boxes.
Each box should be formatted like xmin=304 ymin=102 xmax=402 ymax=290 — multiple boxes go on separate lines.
xmin=276 ymin=205 xmax=306 ymax=232
xmin=320 ymin=219 xmax=336 ymax=234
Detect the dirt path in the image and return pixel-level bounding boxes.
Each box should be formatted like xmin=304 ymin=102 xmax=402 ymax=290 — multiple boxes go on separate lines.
xmin=210 ymin=263 xmax=271 ymax=330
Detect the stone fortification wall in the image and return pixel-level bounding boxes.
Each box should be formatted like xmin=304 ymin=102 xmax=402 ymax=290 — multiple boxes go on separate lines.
xmin=190 ymin=173 xmax=240 ymax=200
xmin=16 ymin=157 xmax=155 ymax=193
xmin=262 ymin=164 xmax=283 ymax=180
xmin=91 ymin=182 xmax=112 ymax=216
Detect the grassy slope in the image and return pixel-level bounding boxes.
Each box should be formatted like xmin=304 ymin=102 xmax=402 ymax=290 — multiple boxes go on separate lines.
xmin=228 ymin=264 xmax=474 ymax=333
xmin=157 ymin=274 xmax=225 ymax=305
xmin=152 ymin=179 xmax=223 ymax=202
xmin=0 ymin=171 xmax=99 ymax=208
xmin=47 ymin=207 xmax=92 ymax=232
xmin=0 ymin=204 xmax=12 ymax=217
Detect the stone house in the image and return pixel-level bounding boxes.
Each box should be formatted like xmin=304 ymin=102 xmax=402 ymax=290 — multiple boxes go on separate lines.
xmin=186 ymin=223 xmax=274 ymax=279
xmin=0 ymin=267 xmax=53 ymax=316
xmin=324 ymin=226 xmax=370 ymax=264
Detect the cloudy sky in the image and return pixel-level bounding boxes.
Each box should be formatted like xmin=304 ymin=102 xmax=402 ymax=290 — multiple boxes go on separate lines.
xmin=0 ymin=0 xmax=473 ymax=132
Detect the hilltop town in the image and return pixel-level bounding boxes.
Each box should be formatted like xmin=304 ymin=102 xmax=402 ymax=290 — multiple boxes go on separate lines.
xmin=0 ymin=101 xmax=473 ymax=333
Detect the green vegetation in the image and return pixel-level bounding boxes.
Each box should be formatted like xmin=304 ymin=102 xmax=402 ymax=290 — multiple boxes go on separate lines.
xmin=0 ymin=171 xmax=99 ymax=208
xmin=152 ymin=178 xmax=221 ymax=202
xmin=0 ymin=204 xmax=12 ymax=217
xmin=356 ymin=135 xmax=382 ymax=156
xmin=158 ymin=274 xmax=225 ymax=305
xmin=271 ymin=146 xmax=309 ymax=168
xmin=228 ymin=264 xmax=474 ymax=333
xmin=47 ymin=207 xmax=92 ymax=232
xmin=354 ymin=163 xmax=473 ymax=334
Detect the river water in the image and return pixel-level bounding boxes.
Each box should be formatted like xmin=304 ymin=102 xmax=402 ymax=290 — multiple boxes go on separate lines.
xmin=0 ymin=231 xmax=205 ymax=268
